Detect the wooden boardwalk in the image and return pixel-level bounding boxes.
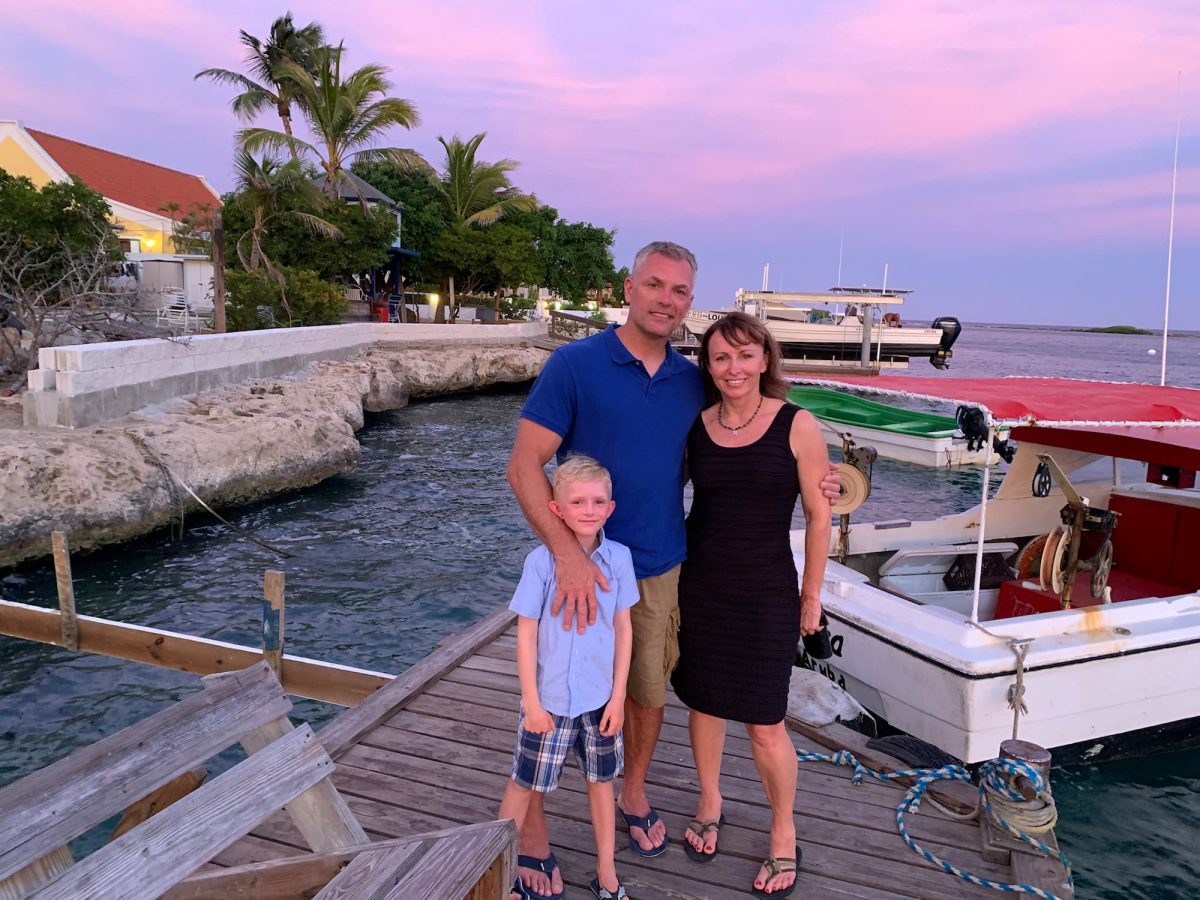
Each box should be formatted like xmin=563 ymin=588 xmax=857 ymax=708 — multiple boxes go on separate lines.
xmin=217 ymin=611 xmax=1059 ymax=899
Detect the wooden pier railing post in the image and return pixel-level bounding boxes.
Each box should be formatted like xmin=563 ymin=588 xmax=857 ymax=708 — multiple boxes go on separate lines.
xmin=50 ymin=532 xmax=79 ymax=652
xmin=262 ymin=570 xmax=285 ymax=679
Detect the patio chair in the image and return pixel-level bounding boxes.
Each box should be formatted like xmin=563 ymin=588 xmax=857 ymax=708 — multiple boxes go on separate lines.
xmin=156 ymin=291 xmax=197 ymax=333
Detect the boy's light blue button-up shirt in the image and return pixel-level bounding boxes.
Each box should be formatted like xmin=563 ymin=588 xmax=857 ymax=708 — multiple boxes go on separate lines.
xmin=508 ymin=533 xmax=640 ymax=718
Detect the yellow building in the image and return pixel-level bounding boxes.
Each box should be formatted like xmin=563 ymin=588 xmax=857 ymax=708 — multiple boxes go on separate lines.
xmin=0 ymin=120 xmax=221 ymax=307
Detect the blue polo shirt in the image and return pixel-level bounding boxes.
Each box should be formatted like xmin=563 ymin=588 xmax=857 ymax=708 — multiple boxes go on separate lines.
xmin=509 ymin=535 xmax=640 ymax=717
xmin=521 ymin=326 xmax=706 ymax=578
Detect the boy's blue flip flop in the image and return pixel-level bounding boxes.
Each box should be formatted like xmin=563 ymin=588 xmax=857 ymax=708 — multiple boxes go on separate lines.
xmin=619 ymin=807 xmax=669 ymax=857
xmin=516 ymin=852 xmax=565 ymax=900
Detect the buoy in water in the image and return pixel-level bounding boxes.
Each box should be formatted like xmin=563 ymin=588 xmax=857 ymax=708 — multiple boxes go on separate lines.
xmin=1148 ymin=349 xmax=1157 ymax=355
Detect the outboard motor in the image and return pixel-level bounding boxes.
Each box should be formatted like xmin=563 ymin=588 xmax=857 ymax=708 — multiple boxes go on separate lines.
xmin=930 ymin=316 xmax=961 ymax=369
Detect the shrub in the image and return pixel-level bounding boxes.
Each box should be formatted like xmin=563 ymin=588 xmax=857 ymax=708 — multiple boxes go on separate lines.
xmin=224 ymin=267 xmax=346 ymax=331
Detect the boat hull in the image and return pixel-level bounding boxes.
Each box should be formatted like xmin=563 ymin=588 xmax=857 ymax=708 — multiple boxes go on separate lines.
xmin=685 ymin=312 xmax=947 ymax=365
xmin=807 ymin=559 xmax=1200 ymax=763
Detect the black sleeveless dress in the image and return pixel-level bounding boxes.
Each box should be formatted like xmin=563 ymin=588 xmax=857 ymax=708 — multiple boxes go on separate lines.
xmin=671 ymin=403 xmax=801 ymax=725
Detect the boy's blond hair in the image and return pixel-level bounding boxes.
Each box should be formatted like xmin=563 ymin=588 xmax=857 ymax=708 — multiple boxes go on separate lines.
xmin=552 ymin=455 xmax=612 ymax=497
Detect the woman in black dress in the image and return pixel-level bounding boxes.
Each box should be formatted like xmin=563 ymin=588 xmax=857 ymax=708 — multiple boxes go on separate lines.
xmin=670 ymin=312 xmax=831 ymax=898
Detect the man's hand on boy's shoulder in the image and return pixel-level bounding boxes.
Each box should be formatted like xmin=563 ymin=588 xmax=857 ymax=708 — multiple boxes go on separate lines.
xmin=550 ymin=546 xmax=607 ymax=633
xmin=600 ymin=695 xmax=625 ymax=737
xmin=525 ymin=705 xmax=555 ymax=734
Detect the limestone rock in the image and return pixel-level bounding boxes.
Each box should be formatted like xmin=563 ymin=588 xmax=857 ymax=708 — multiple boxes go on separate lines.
xmin=0 ymin=343 xmax=548 ymax=568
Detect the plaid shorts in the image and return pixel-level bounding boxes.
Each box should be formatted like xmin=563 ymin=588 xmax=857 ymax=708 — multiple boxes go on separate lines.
xmin=510 ymin=705 xmax=623 ymax=793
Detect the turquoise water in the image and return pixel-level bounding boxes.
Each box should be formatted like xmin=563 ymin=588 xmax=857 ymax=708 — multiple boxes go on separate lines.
xmin=2 ymin=323 xmax=1198 ymax=896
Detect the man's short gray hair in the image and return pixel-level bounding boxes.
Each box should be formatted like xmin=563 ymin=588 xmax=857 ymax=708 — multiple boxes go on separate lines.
xmin=632 ymin=241 xmax=698 ymax=276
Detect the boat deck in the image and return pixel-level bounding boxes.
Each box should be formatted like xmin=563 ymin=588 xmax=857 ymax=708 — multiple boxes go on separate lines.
xmin=216 ymin=611 xmax=1062 ymax=899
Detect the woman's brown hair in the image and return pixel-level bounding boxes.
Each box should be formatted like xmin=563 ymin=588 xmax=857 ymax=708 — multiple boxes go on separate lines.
xmin=698 ymin=311 xmax=790 ymax=404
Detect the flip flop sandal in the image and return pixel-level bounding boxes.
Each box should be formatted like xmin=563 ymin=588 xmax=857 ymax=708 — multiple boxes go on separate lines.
xmin=619 ymin=807 xmax=669 ymax=857
xmin=589 ymin=877 xmax=629 ymax=899
xmin=516 ymin=852 xmax=564 ymax=900
xmin=510 ymin=876 xmax=533 ymax=900
xmin=683 ymin=812 xmax=726 ymax=863
xmin=751 ymin=853 xmax=800 ymax=898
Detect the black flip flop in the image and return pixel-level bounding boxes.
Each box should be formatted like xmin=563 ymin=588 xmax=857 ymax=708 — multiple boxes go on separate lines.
xmin=683 ymin=812 xmax=726 ymax=863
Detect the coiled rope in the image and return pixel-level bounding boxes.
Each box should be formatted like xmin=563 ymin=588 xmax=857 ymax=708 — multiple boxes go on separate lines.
xmin=796 ymin=747 xmax=1073 ymax=899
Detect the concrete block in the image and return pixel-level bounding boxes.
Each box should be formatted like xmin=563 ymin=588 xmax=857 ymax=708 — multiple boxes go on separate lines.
xmin=38 ymin=347 xmax=58 ymax=371
xmin=23 ymin=389 xmax=59 ymax=427
xmin=26 ymin=368 xmax=55 ymax=392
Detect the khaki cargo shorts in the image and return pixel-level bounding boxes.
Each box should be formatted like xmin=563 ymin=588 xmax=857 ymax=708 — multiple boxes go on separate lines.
xmin=626 ymin=564 xmax=681 ymax=709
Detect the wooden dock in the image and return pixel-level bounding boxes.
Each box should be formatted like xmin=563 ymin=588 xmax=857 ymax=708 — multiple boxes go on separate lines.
xmin=208 ymin=609 xmax=1068 ymax=899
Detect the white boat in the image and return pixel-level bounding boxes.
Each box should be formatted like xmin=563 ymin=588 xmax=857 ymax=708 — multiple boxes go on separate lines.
xmin=683 ymin=286 xmax=962 ymax=370
xmin=796 ymin=375 xmax=1200 ymax=764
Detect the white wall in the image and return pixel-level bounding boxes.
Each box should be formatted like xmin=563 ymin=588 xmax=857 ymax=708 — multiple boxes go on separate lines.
xmin=25 ymin=321 xmax=547 ymax=428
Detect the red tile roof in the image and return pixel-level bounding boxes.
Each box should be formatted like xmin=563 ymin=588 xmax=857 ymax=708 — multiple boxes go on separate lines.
xmin=26 ymin=128 xmax=221 ymax=219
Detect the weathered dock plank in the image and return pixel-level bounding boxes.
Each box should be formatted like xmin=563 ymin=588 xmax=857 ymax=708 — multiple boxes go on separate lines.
xmin=216 ymin=612 xmax=1069 ymax=899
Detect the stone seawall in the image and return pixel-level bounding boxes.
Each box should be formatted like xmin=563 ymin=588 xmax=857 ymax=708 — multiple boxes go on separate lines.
xmin=0 ymin=343 xmax=549 ymax=569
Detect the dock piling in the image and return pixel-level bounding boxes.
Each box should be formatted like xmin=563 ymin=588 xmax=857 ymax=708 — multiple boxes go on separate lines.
xmin=50 ymin=532 xmax=78 ymax=651
xmin=262 ymin=570 xmax=285 ymax=679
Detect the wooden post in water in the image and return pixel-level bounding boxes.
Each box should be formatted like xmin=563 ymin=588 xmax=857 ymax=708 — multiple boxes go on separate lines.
xmin=263 ymin=570 xmax=285 ymax=679
xmin=50 ymin=531 xmax=79 ymax=651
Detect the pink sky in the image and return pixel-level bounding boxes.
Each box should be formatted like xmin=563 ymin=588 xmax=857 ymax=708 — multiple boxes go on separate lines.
xmin=1 ymin=1 xmax=1197 ymax=327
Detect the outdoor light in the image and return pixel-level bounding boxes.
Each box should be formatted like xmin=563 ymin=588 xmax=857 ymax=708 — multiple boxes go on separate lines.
xmin=144 ymin=238 xmax=156 ymax=249
xmin=429 ymin=293 xmax=440 ymax=306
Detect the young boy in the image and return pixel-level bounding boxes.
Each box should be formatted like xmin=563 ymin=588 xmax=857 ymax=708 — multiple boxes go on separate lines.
xmin=500 ymin=455 xmax=638 ymax=900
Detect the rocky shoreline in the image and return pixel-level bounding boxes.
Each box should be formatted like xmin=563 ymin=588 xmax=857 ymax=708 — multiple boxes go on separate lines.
xmin=0 ymin=343 xmax=548 ymax=569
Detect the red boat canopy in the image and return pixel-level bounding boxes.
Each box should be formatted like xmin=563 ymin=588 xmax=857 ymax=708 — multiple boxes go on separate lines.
xmin=1011 ymin=425 xmax=1200 ymax=470
xmin=798 ymin=375 xmax=1200 ymax=427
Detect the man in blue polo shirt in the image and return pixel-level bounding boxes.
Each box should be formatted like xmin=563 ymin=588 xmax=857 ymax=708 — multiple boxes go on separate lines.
xmin=506 ymin=242 xmax=837 ymax=898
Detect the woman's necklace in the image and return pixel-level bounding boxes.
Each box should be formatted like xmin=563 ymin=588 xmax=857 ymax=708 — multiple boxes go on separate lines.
xmin=717 ymin=395 xmax=764 ymax=436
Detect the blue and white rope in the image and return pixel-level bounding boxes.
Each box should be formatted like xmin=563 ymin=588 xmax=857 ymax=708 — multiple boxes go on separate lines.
xmin=796 ymin=748 xmax=1073 ymax=899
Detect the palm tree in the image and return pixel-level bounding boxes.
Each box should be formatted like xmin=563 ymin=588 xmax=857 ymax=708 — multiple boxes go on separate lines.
xmin=195 ymin=14 xmax=326 ymax=159
xmin=434 ymin=133 xmax=538 ymax=229
xmin=428 ymin=133 xmax=537 ymax=321
xmin=240 ymin=44 xmax=424 ymax=203
xmin=231 ymin=150 xmax=341 ymax=319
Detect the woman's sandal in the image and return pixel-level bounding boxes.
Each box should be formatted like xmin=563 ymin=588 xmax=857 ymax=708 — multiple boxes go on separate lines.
xmin=751 ymin=853 xmax=799 ymax=898
xmin=683 ymin=812 xmax=726 ymax=863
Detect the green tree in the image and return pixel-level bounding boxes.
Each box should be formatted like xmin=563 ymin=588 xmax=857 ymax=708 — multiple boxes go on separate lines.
xmin=221 ymin=188 xmax=396 ymax=281
xmin=434 ymin=133 xmax=537 ymax=228
xmin=350 ymin=162 xmax=448 ymax=283
xmin=0 ymin=171 xmax=118 ymax=277
xmin=0 ymin=170 xmax=127 ymax=380
xmin=228 ymin=150 xmax=341 ymax=320
xmin=240 ymin=44 xmax=423 ymax=201
xmin=195 ymin=13 xmax=327 ymax=159
xmin=159 ymin=200 xmax=215 ymax=255
xmin=505 ymin=204 xmax=618 ymax=304
xmin=224 ymin=266 xmax=345 ymax=330
xmin=428 ymin=222 xmax=543 ymax=298
xmin=429 ymin=133 xmax=537 ymax=320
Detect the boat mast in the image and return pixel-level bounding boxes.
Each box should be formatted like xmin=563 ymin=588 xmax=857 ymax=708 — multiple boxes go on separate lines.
xmin=1160 ymin=73 xmax=1182 ymax=387
xmin=762 ymin=263 xmax=770 ymax=292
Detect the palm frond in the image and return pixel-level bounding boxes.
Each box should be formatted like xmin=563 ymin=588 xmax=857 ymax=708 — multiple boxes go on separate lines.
xmin=238 ymin=127 xmax=315 ymax=161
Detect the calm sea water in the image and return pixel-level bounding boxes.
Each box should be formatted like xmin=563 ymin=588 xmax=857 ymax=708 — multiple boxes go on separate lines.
xmin=1 ymin=323 xmax=1196 ymax=896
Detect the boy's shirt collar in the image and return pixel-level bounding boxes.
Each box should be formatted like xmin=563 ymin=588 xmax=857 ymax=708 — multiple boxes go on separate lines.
xmin=585 ymin=528 xmax=616 ymax=568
